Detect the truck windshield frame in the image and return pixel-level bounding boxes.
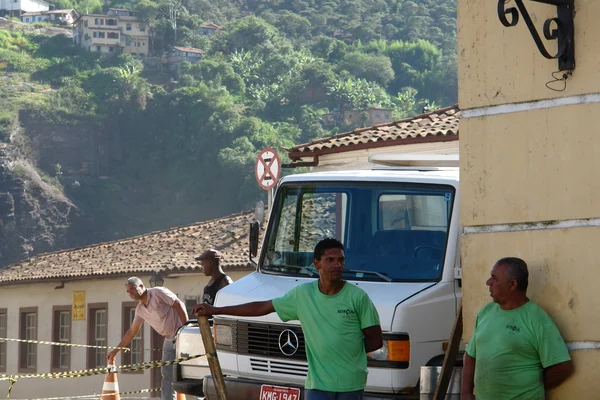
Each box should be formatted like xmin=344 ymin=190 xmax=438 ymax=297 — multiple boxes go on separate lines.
xmin=260 ymin=181 xmax=456 ymax=282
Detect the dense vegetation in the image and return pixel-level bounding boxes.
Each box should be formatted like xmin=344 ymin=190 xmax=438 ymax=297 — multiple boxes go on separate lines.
xmin=0 ymin=0 xmax=456 ymax=243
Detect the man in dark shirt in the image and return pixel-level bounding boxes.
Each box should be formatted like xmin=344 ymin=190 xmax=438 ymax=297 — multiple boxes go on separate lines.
xmin=195 ymin=248 xmax=233 ymax=306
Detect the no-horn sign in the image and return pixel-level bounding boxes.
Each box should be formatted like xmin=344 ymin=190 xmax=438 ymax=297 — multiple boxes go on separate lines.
xmin=255 ymin=147 xmax=281 ymax=191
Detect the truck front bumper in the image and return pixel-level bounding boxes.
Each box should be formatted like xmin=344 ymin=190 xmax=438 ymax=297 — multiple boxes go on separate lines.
xmin=203 ymin=376 xmax=408 ymax=400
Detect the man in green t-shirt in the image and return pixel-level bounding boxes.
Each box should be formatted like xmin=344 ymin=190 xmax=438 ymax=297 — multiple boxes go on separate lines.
xmin=461 ymin=257 xmax=574 ymax=400
xmin=192 ymin=238 xmax=383 ymax=400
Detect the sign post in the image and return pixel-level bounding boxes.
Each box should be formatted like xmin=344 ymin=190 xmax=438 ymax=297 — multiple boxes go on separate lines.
xmin=255 ymin=148 xmax=281 ymax=209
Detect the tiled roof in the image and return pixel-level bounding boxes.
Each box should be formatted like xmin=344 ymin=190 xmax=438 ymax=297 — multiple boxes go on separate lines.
xmin=46 ymin=9 xmax=76 ymax=14
xmin=286 ymin=104 xmax=460 ymax=160
xmin=0 ymin=211 xmax=257 ymax=285
xmin=173 ymin=46 xmax=205 ymax=55
xmin=200 ymin=22 xmax=221 ymax=29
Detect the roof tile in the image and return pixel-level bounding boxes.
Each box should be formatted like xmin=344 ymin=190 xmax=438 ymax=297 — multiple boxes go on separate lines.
xmin=286 ymin=104 xmax=460 ymax=159
xmin=0 ymin=210 xmax=258 ymax=284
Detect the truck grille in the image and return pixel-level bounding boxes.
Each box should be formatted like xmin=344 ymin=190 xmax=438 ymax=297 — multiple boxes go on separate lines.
xmin=250 ymin=358 xmax=308 ymax=377
xmin=231 ymin=321 xmax=307 ymax=361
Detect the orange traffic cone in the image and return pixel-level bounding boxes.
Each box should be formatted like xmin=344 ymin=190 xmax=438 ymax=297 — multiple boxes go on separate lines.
xmin=176 ymin=392 xmax=186 ymax=400
xmin=101 ymin=363 xmax=120 ymax=400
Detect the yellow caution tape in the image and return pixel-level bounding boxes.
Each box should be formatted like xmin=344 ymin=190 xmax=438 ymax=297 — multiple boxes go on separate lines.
xmin=1 ymin=353 xmax=203 ymax=398
xmin=0 ymin=338 xmax=130 ymax=352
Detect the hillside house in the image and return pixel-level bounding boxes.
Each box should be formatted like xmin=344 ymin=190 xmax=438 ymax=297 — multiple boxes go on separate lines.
xmin=171 ymin=46 xmax=204 ymax=62
xmin=343 ymin=108 xmax=393 ymax=126
xmin=0 ymin=210 xmax=257 ymax=399
xmin=0 ymin=0 xmax=48 ymax=18
xmin=168 ymin=46 xmax=204 ymax=75
xmin=197 ymin=21 xmax=220 ymax=36
xmin=73 ymin=8 xmax=149 ymax=55
xmin=21 ymin=8 xmax=78 ymax=24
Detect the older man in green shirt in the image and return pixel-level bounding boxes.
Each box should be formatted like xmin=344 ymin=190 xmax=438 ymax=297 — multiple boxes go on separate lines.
xmin=462 ymin=257 xmax=574 ymax=400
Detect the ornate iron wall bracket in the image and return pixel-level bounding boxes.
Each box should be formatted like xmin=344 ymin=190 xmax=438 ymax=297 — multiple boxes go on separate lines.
xmin=498 ymin=0 xmax=575 ymax=70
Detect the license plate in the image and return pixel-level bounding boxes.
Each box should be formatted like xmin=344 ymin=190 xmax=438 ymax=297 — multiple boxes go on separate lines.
xmin=259 ymin=384 xmax=301 ymax=400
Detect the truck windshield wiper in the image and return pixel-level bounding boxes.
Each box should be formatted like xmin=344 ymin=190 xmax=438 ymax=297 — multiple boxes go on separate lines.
xmin=342 ymin=269 xmax=392 ymax=282
xmin=262 ymin=264 xmax=316 ymax=277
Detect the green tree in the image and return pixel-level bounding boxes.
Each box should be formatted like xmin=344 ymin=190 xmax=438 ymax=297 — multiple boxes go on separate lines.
xmin=338 ymin=51 xmax=394 ymax=87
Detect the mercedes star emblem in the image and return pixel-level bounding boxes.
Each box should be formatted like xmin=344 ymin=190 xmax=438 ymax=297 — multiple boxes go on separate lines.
xmin=278 ymin=329 xmax=299 ymax=356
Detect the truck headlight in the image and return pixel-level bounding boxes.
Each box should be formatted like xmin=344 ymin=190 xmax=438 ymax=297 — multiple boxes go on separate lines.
xmin=214 ymin=324 xmax=232 ymax=346
xmin=367 ymin=336 xmax=410 ymax=363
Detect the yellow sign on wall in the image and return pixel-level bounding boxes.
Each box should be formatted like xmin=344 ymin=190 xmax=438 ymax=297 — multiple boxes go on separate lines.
xmin=73 ymin=291 xmax=86 ymax=320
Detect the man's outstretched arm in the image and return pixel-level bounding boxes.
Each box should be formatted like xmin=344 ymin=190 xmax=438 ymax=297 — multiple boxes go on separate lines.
xmin=107 ymin=319 xmax=143 ymax=362
xmin=193 ymin=300 xmax=275 ymax=317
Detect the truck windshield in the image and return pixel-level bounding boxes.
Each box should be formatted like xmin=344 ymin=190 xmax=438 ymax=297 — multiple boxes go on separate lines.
xmin=261 ymin=182 xmax=455 ymax=282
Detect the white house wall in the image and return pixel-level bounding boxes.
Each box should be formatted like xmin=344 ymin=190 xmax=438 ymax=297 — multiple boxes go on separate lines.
xmin=0 ymin=270 xmax=250 ymax=399
xmin=3 ymin=0 xmax=49 ymax=13
xmin=304 ymin=141 xmax=459 ymax=172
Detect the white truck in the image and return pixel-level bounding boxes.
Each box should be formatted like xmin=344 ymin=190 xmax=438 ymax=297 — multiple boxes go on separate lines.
xmin=174 ymin=154 xmax=462 ymax=399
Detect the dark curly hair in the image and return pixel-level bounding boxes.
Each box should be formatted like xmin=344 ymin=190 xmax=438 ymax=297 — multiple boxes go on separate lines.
xmin=314 ymin=238 xmax=344 ymax=260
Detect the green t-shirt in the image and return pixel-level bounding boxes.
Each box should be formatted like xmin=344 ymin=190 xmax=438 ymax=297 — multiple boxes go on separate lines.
xmin=272 ymin=280 xmax=380 ymax=392
xmin=466 ymin=301 xmax=571 ymax=400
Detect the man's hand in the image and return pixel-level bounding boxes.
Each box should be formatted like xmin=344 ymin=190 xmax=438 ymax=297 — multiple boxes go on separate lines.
xmin=192 ymin=303 xmax=216 ymax=316
xmin=107 ymin=348 xmax=119 ymax=363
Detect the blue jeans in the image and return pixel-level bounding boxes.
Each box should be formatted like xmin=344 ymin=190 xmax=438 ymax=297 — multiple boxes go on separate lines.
xmin=162 ymin=338 xmax=176 ymax=400
xmin=305 ymin=389 xmax=364 ymax=400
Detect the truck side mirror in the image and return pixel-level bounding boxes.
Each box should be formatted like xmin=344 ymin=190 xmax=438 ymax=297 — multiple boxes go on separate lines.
xmin=249 ymin=221 xmax=259 ymax=259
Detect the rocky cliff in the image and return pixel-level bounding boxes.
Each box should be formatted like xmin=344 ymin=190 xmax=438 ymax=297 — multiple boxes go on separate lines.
xmin=0 ymin=143 xmax=75 ymax=266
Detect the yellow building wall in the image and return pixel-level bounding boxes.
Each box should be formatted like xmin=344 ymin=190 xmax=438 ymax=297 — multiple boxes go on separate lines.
xmin=459 ymin=0 xmax=600 ymax=108
xmin=458 ymin=0 xmax=600 ymax=397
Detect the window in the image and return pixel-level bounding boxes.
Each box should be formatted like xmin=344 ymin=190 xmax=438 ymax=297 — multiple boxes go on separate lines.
xmin=84 ymin=20 xmax=88 ymax=27
xmin=94 ymin=18 xmax=104 ymax=25
xmin=264 ymin=183 xmax=454 ymax=282
xmin=51 ymin=306 xmax=71 ymax=371
xmin=88 ymin=303 xmax=107 ymax=369
xmin=98 ymin=32 xmax=105 ymax=38
xmin=106 ymin=18 xmax=117 ymax=26
xmin=93 ymin=31 xmax=97 ymax=38
xmin=107 ymin=32 xmax=118 ymax=39
xmin=108 ymin=47 xmax=114 ymax=52
xmin=184 ymin=296 xmax=201 ymax=317
xmin=139 ymin=24 xmax=145 ymax=32
xmin=0 ymin=309 xmax=6 ymax=372
xmin=96 ymin=46 xmax=101 ymax=52
xmin=19 ymin=307 xmax=37 ymax=372
xmin=122 ymin=303 xmax=143 ymax=370
xmin=126 ymin=23 xmax=132 ymax=31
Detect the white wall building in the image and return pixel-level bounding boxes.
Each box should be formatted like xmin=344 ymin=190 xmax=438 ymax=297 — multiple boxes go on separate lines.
xmin=0 ymin=0 xmax=49 ymax=18
xmin=21 ymin=9 xmax=78 ymax=24
xmin=0 ymin=210 xmax=256 ymax=399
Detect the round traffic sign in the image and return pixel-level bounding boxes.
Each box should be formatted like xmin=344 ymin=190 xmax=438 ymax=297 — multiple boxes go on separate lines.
xmin=255 ymin=148 xmax=281 ymax=190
